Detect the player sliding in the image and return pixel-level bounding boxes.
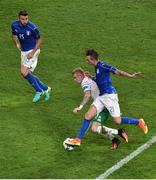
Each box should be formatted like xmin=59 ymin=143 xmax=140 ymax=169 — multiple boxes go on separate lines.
xmin=11 ymin=10 xmax=51 ymax=103
xmin=71 ymin=68 xmax=128 ymax=149
xmin=66 ymin=49 xmax=148 ymax=147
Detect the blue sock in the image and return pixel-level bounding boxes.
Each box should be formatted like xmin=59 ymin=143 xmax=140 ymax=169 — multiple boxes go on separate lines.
xmin=121 ymin=117 xmax=139 ymax=124
xmin=34 ymin=75 xmax=48 ymax=91
xmin=25 ymin=72 xmax=43 ymax=92
xmin=77 ymin=119 xmax=91 ymax=139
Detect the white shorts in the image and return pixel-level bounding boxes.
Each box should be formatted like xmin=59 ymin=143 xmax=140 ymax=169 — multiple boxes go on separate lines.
xmin=21 ymin=49 xmax=40 ymax=72
xmin=92 ymin=93 xmax=121 ymax=117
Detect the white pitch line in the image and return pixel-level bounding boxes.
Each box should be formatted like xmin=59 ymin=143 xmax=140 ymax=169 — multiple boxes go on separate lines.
xmin=96 ymin=136 xmax=156 ymax=179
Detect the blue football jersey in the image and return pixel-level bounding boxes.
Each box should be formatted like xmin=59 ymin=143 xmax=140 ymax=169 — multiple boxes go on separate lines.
xmin=94 ymin=61 xmax=117 ymax=95
xmin=11 ymin=20 xmax=40 ymax=51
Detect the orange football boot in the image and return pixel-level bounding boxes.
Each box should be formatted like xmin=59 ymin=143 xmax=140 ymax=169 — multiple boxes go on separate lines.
xmin=65 ymin=138 xmax=81 ymax=146
xmin=139 ymin=119 xmax=148 ymax=134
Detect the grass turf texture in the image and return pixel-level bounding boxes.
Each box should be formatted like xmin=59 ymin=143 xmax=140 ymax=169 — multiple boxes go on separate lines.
xmin=0 ymin=0 xmax=156 ymax=178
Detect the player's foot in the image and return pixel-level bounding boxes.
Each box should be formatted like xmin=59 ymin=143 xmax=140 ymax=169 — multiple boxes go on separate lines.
xmin=32 ymin=91 xmax=43 ymax=103
xmin=65 ymin=137 xmax=81 ymax=146
xmin=111 ymin=137 xmax=121 ymax=150
xmin=44 ymin=87 xmax=51 ymax=101
xmin=118 ymin=128 xmax=129 ymax=143
xmin=139 ymin=119 xmax=148 ymax=134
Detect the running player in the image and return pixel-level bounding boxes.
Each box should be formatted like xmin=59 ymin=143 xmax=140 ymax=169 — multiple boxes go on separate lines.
xmin=11 ymin=10 xmax=51 ymax=102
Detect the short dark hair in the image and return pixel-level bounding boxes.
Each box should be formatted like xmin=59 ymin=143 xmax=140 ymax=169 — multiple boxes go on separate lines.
xmin=18 ymin=10 xmax=28 ymax=17
xmin=85 ymin=49 xmax=99 ymax=60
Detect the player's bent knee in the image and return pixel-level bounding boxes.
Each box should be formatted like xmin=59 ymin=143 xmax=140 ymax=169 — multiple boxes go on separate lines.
xmin=85 ymin=106 xmax=97 ymax=120
xmin=20 ymin=67 xmax=29 ymax=77
xmin=85 ymin=112 xmax=93 ymax=120
xmin=115 ymin=121 xmax=121 ymax=125
xmin=113 ymin=117 xmax=121 ymax=124
xmin=91 ymin=125 xmax=97 ymax=133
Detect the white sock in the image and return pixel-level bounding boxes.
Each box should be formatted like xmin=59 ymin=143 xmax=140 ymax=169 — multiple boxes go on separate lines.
xmin=103 ymin=133 xmax=114 ymax=140
xmin=102 ymin=126 xmax=118 ymax=135
xmin=96 ymin=126 xmax=114 ymax=140
xmin=96 ymin=126 xmax=102 ymax=134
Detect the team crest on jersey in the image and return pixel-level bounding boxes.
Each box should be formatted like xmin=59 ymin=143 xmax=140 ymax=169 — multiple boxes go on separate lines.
xmin=96 ymin=68 xmax=99 ymax=74
xmin=26 ymin=30 xmax=31 ymax=36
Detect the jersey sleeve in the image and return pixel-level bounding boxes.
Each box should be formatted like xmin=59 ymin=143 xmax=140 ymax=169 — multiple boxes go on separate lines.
xmin=81 ymin=81 xmax=91 ymax=92
xmin=29 ymin=22 xmax=41 ymax=39
xmin=34 ymin=28 xmax=40 ymax=39
xmin=11 ymin=24 xmax=17 ymax=36
xmin=32 ymin=27 xmax=40 ymax=39
xmin=99 ymin=62 xmax=117 ymax=74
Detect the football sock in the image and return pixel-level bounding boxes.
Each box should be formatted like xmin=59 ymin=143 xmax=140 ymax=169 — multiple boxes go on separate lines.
xmin=34 ymin=75 xmax=48 ymax=91
xmin=97 ymin=126 xmax=118 ymax=135
xmin=96 ymin=126 xmax=116 ymax=140
xmin=122 ymin=117 xmax=139 ymax=124
xmin=103 ymin=126 xmax=118 ymax=135
xmin=77 ymin=119 xmax=91 ymax=139
xmin=25 ymin=72 xmax=43 ymax=92
xmin=103 ymin=133 xmax=114 ymax=140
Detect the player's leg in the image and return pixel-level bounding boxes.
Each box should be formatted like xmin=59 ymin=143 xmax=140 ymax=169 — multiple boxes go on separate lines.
xmin=21 ymin=50 xmax=51 ymax=102
xmin=66 ymin=104 xmax=97 ymax=146
xmin=92 ymin=109 xmax=117 ymax=135
xmin=112 ymin=111 xmax=148 ymax=135
xmin=89 ymin=98 xmax=118 ymax=144
xmin=33 ymin=74 xmax=51 ymax=101
xmin=91 ymin=122 xmax=115 ymax=139
xmin=91 ymin=123 xmax=121 ymax=150
xmin=97 ymin=126 xmax=128 ymax=143
xmin=92 ymin=110 xmax=128 ymax=143
xmin=21 ymin=50 xmax=44 ymax=102
xmin=116 ymin=117 xmax=148 ymax=134
xmin=91 ymin=121 xmax=120 ymax=150
xmin=105 ymin=94 xmax=148 ymax=134
xmin=30 ymin=49 xmax=51 ymax=101
xmin=77 ymin=99 xmax=108 ymax=140
xmin=21 ymin=65 xmax=42 ymax=93
xmin=34 ymin=75 xmax=48 ymax=91
xmin=21 ymin=65 xmax=43 ymax=102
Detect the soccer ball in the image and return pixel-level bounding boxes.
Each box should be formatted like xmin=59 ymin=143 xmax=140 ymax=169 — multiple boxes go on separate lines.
xmin=63 ymin=138 xmax=75 ymax=151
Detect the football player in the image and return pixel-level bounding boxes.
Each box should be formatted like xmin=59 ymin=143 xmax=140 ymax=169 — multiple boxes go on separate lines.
xmin=11 ymin=10 xmax=51 ymax=102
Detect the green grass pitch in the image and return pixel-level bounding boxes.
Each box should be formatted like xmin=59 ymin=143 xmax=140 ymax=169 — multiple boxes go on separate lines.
xmin=0 ymin=0 xmax=156 ymax=178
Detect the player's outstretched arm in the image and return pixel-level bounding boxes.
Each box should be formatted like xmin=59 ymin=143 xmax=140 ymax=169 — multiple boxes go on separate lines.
xmin=73 ymin=91 xmax=91 ymax=113
xmin=115 ymin=69 xmax=143 ymax=78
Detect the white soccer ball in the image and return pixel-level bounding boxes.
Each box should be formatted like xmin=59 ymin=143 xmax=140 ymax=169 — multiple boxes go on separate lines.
xmin=63 ymin=138 xmax=74 ymax=151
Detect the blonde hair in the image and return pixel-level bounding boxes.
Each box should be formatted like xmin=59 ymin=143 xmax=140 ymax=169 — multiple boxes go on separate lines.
xmin=72 ymin=67 xmax=85 ymax=75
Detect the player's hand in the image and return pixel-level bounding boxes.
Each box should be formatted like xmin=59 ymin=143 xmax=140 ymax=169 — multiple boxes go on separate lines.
xmin=73 ymin=105 xmax=83 ymax=113
xmin=131 ymin=72 xmax=143 ymax=78
xmin=73 ymin=107 xmax=81 ymax=113
xmin=27 ymin=51 xmax=35 ymax=59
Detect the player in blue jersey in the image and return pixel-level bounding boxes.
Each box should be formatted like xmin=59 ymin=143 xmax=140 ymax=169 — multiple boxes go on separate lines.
xmin=11 ymin=10 xmax=51 ymax=103
xmin=66 ymin=49 xmax=148 ymax=146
